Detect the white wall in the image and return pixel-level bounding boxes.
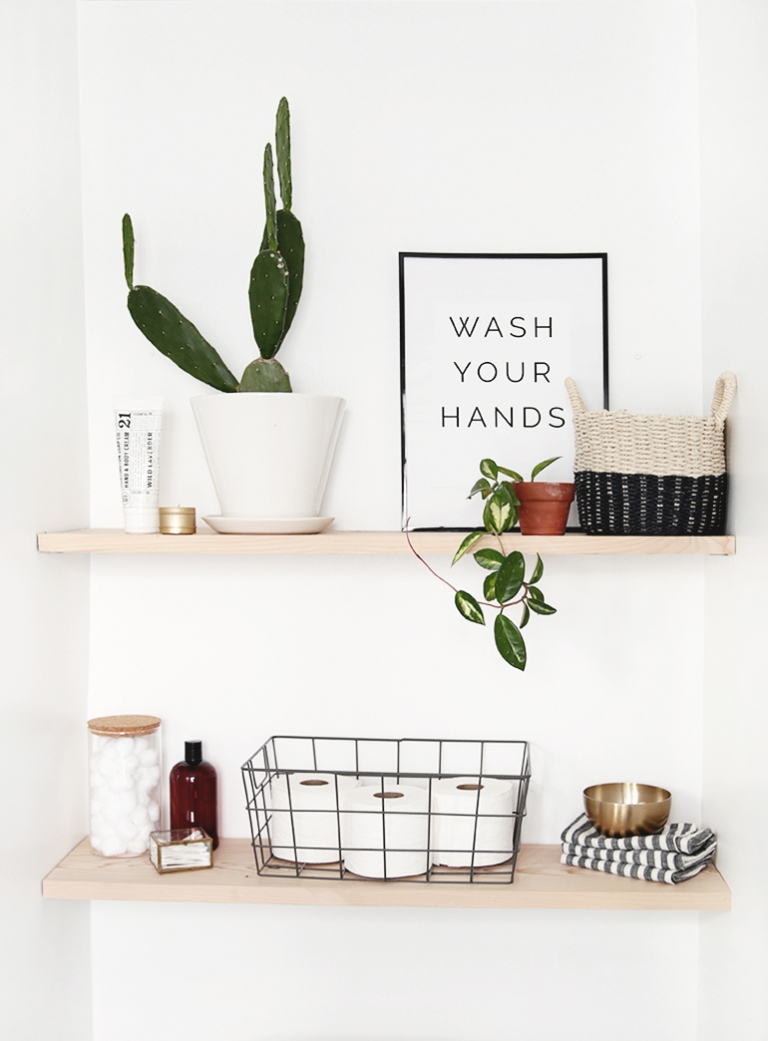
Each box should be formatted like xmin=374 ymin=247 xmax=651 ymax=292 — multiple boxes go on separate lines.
xmin=0 ymin=1 xmax=92 ymax=1038
xmin=697 ymin=1 xmax=768 ymax=1037
xmin=79 ymin=4 xmax=710 ymax=1040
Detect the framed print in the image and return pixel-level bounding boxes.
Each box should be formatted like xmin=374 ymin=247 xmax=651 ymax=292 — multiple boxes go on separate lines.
xmin=399 ymin=253 xmax=608 ymax=530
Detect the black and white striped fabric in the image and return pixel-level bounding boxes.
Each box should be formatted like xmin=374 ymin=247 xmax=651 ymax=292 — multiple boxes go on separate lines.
xmin=560 ymin=850 xmax=712 ymax=885
xmin=562 ymin=813 xmax=715 ymax=855
xmin=561 ymin=839 xmax=717 ymax=873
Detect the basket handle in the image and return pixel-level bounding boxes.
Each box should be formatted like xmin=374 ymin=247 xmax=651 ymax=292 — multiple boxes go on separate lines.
xmin=564 ymin=377 xmax=587 ymax=414
xmin=711 ymin=371 xmax=737 ymax=427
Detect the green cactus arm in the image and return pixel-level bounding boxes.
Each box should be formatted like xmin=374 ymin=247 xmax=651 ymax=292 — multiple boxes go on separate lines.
xmin=238 ymin=357 xmax=292 ymax=392
xmin=127 ymin=285 xmax=239 ymax=393
xmin=122 ymin=214 xmax=135 ymax=289
xmin=263 ymin=144 xmax=278 ymax=252
xmin=260 ymin=209 xmax=304 ymax=337
xmin=248 ymin=248 xmax=289 ymax=359
xmin=275 ymin=97 xmax=292 ymax=212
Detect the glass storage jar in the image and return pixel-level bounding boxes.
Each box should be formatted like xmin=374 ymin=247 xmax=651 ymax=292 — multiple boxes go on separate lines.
xmin=88 ymin=714 xmax=162 ymax=857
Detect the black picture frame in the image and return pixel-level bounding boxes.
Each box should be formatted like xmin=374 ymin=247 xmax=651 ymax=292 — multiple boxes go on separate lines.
xmin=399 ymin=252 xmax=609 ymax=530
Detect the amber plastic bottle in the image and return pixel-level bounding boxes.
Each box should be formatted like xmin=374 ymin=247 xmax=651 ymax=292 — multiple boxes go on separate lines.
xmin=170 ymin=741 xmax=219 ymax=849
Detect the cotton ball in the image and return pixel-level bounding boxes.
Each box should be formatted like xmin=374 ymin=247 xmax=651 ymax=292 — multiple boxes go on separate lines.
xmin=108 ymin=772 xmax=136 ymax=793
xmin=90 ymin=834 xmax=104 ymax=852
xmin=126 ymin=835 xmax=148 ymax=854
xmin=90 ymin=771 xmax=106 ymax=789
xmin=134 ymin=737 xmax=148 ymax=754
xmin=137 ymin=765 xmax=160 ymax=789
xmin=115 ymin=737 xmax=136 ymax=757
xmin=101 ymin=836 xmax=127 ymax=857
xmin=147 ymin=801 xmax=160 ymax=823
xmin=122 ymin=754 xmax=139 ymax=774
xmin=139 ymin=747 xmax=158 ymax=767
xmin=102 ymin=791 xmax=137 ymax=821
xmin=116 ymin=819 xmax=139 ymax=842
xmin=130 ymin=805 xmax=149 ymax=826
xmin=97 ymin=755 xmax=119 ymax=778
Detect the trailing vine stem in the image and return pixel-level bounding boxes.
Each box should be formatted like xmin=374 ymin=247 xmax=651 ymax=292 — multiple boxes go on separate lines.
xmin=405 ymin=524 xmax=529 ymax=610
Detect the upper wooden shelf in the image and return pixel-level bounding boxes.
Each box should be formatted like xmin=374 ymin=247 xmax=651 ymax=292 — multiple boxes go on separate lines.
xmin=42 ymin=838 xmax=730 ymax=911
xmin=37 ymin=529 xmax=735 ymax=556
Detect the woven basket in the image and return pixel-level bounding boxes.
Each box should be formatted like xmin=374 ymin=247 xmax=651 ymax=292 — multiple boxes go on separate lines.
xmin=565 ymin=372 xmax=736 ymax=536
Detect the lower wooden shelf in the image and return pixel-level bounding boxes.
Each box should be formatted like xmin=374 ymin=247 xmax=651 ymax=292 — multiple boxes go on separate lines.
xmin=42 ymin=838 xmax=730 ymax=910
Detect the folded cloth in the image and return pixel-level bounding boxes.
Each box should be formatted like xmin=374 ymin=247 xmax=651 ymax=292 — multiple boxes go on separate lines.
xmin=561 ymin=837 xmax=717 ymax=873
xmin=561 ymin=813 xmax=715 ymax=855
xmin=560 ymin=850 xmax=713 ymax=885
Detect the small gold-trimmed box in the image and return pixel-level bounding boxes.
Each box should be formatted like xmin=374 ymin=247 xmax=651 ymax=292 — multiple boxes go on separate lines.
xmin=149 ymin=828 xmax=213 ymax=873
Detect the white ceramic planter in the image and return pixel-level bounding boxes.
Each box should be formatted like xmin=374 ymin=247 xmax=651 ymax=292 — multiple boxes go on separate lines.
xmin=191 ymin=393 xmax=345 ymax=525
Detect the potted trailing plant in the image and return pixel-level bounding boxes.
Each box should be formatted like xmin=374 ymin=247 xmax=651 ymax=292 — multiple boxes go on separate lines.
xmin=122 ymin=98 xmax=344 ymax=531
xmin=477 ymin=456 xmax=574 ymax=536
xmin=408 ymin=458 xmax=558 ymax=670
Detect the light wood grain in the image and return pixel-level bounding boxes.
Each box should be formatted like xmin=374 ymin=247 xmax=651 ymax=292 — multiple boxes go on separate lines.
xmin=37 ymin=529 xmax=736 ymax=556
xmin=42 ymin=839 xmax=731 ymax=910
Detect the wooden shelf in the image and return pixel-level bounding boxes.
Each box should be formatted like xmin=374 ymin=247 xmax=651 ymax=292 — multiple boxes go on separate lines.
xmin=37 ymin=529 xmax=736 ymax=556
xmin=42 ymin=838 xmax=730 ymax=910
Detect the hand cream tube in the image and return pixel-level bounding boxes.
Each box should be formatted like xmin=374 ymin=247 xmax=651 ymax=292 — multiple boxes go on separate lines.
xmin=114 ymin=398 xmax=163 ymax=533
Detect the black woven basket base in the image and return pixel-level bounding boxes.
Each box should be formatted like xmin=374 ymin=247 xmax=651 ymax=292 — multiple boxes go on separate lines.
xmin=575 ymin=471 xmax=727 ymax=536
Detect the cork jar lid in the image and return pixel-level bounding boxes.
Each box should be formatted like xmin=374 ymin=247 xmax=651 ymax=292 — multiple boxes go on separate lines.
xmin=87 ymin=714 xmax=161 ymax=737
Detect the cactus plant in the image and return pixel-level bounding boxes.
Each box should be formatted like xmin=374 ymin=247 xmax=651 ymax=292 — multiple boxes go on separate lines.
xmin=123 ymin=97 xmax=304 ymax=394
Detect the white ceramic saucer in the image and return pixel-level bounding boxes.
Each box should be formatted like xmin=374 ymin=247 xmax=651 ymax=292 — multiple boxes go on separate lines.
xmin=202 ymin=515 xmax=334 ymax=535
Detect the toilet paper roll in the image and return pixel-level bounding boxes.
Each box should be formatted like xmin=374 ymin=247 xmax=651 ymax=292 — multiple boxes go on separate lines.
xmin=268 ymin=773 xmax=359 ymax=863
xmin=430 ymin=776 xmax=516 ymax=867
xmin=340 ymin=784 xmax=431 ymax=879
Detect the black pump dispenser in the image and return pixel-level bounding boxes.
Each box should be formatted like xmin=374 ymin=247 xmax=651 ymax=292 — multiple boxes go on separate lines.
xmin=185 ymin=740 xmax=203 ymax=766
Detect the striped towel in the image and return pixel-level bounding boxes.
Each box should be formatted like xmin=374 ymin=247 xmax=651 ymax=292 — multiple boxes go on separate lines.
xmin=561 ymin=839 xmax=717 ymax=873
xmin=560 ymin=850 xmax=713 ymax=885
xmin=561 ymin=813 xmax=715 ymax=855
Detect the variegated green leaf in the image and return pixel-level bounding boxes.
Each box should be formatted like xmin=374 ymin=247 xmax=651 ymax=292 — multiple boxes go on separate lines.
xmin=528 ymin=585 xmax=544 ymax=602
xmin=494 ymin=614 xmax=526 ymax=670
xmin=483 ymin=572 xmax=498 ymax=601
xmin=452 ymin=530 xmax=485 ymax=566
xmin=497 ymin=464 xmax=524 ymax=482
xmin=531 ymin=456 xmax=561 ymax=480
xmin=483 ymin=485 xmax=514 ymax=534
xmin=501 ymin=480 xmax=520 ymax=506
xmin=529 ymin=554 xmax=544 ymax=584
xmin=468 ymin=478 xmax=492 ymax=499
xmin=528 ymin=598 xmax=556 ymax=616
xmin=495 ymin=551 xmax=525 ymax=603
xmin=474 ymin=548 xmax=505 ymax=571
xmin=455 ymin=590 xmax=485 ymax=625
xmin=480 ymin=458 xmax=499 ymax=481
xmin=519 ymin=602 xmax=530 ymax=629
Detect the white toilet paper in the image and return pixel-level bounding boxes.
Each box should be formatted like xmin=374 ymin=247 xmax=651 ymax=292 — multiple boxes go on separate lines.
xmin=430 ymin=776 xmax=516 ymax=867
xmin=268 ymin=772 xmax=358 ymax=863
xmin=340 ymin=784 xmax=431 ymax=879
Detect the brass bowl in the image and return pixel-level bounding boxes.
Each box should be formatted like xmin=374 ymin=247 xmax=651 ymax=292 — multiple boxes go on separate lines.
xmin=583 ymin=782 xmax=671 ymax=837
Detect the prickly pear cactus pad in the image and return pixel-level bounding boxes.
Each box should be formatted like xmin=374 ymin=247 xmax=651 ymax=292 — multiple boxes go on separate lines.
xmin=248 ymin=249 xmax=290 ymax=359
xmin=122 ymin=215 xmax=239 ymax=394
xmin=238 ymin=357 xmax=292 ymax=392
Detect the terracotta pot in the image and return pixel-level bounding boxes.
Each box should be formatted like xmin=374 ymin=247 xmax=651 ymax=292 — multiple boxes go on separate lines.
xmin=514 ymin=482 xmax=575 ymax=535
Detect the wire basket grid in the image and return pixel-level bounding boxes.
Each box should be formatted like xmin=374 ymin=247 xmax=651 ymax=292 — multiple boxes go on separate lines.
xmin=241 ymin=736 xmax=531 ymax=884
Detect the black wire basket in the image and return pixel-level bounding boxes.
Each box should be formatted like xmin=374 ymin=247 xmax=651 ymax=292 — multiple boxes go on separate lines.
xmin=241 ymin=736 xmax=531 ymax=884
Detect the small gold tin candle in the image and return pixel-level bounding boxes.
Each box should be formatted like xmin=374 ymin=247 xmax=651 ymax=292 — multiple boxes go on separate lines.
xmin=159 ymin=506 xmax=196 ymax=535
